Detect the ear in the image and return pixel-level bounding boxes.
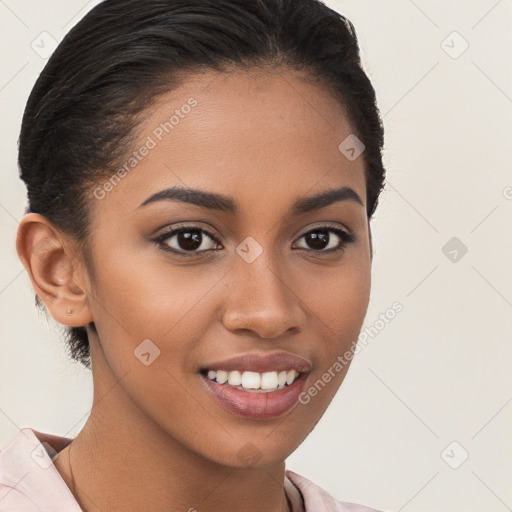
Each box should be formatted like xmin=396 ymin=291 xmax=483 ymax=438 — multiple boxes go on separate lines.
xmin=16 ymin=213 xmax=93 ymax=327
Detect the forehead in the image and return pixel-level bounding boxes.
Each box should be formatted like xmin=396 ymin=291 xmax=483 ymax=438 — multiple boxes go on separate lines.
xmin=91 ymin=67 xmax=367 ymax=219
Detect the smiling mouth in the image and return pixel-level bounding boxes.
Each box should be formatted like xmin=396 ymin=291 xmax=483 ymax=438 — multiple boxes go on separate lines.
xmin=200 ymin=369 xmax=300 ymax=393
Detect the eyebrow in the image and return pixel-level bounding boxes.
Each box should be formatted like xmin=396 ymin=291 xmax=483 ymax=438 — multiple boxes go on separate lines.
xmin=138 ymin=185 xmax=363 ymax=215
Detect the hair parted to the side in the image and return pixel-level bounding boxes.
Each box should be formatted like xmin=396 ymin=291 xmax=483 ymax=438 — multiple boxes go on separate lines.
xmin=18 ymin=0 xmax=386 ymax=370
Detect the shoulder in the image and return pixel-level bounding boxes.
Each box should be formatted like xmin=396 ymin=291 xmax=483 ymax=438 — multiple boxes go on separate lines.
xmin=286 ymin=469 xmax=386 ymax=512
xmin=0 ymin=428 xmax=80 ymax=512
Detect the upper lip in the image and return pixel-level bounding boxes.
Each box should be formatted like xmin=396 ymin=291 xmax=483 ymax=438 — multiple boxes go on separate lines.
xmin=201 ymin=351 xmax=312 ymax=374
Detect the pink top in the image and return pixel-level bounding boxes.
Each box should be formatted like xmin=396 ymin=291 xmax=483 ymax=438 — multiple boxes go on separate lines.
xmin=0 ymin=428 xmax=384 ymax=512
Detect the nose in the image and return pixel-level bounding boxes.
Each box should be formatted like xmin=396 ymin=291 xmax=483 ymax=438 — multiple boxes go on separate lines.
xmin=221 ymin=250 xmax=306 ymax=339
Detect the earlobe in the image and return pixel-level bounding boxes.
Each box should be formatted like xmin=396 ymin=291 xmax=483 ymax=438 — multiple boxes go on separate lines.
xmin=16 ymin=213 xmax=93 ymax=327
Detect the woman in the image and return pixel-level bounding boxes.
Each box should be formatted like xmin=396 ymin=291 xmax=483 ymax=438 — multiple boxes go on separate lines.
xmin=0 ymin=0 xmax=386 ymax=510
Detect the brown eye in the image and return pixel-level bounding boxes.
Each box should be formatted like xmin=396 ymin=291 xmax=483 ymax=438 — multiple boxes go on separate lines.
xmin=155 ymin=226 xmax=222 ymax=255
xmin=294 ymin=226 xmax=355 ymax=253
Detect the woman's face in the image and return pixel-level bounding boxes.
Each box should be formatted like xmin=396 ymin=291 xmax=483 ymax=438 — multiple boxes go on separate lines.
xmin=81 ymin=67 xmax=372 ymax=467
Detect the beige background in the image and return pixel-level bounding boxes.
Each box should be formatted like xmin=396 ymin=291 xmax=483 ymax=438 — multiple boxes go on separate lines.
xmin=1 ymin=1 xmax=511 ymax=511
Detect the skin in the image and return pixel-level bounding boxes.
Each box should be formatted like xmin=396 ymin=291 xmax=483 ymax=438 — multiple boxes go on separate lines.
xmin=17 ymin=66 xmax=372 ymax=512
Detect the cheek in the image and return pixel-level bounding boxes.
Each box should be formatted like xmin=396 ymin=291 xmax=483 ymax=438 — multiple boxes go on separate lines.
xmin=85 ymin=256 xmax=218 ymax=425
xmin=293 ymin=265 xmax=370 ymax=418
xmin=86 ymin=250 xmax=225 ymax=370
xmin=326 ymin=271 xmax=370 ymax=341
xmin=307 ymin=261 xmax=370 ymax=341
xmin=298 ymin=257 xmax=371 ymax=406
xmin=90 ymin=242 xmax=200 ymax=324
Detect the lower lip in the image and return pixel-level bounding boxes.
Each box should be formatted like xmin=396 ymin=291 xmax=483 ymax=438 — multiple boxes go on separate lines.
xmin=200 ymin=373 xmax=308 ymax=420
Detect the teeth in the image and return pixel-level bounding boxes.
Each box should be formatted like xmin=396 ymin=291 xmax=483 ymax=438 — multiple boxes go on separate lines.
xmin=205 ymin=369 xmax=300 ymax=392
xmin=241 ymin=371 xmax=260 ymax=389
xmin=286 ymin=370 xmax=296 ymax=385
xmin=216 ymin=370 xmax=228 ymax=384
xmin=228 ymin=370 xmax=242 ymax=386
xmin=261 ymin=371 xmax=279 ymax=390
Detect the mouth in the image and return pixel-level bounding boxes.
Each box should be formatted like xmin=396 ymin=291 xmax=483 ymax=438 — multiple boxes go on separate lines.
xmin=199 ymin=351 xmax=311 ymax=419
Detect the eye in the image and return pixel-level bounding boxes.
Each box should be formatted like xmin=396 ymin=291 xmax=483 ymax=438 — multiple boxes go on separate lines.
xmin=154 ymin=225 xmax=222 ymax=256
xmin=293 ymin=225 xmax=355 ymax=253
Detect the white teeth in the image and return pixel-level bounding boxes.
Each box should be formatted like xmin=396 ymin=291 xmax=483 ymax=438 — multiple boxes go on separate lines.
xmin=204 ymin=369 xmax=300 ymax=391
xmin=216 ymin=370 xmax=228 ymax=384
xmin=286 ymin=370 xmax=297 ymax=385
xmin=241 ymin=371 xmax=261 ymax=389
xmin=261 ymin=371 xmax=278 ymax=390
xmin=227 ymin=370 xmax=242 ymax=386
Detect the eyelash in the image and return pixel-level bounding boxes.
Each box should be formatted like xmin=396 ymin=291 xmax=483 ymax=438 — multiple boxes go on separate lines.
xmin=153 ymin=224 xmax=356 ymax=257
